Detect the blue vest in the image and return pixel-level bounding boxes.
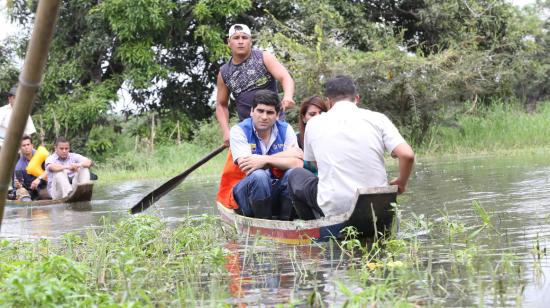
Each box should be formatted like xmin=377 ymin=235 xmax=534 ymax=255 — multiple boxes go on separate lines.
xmin=238 ymin=118 xmax=288 ymax=156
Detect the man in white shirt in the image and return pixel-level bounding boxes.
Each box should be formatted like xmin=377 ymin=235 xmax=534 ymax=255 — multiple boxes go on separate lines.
xmin=45 ymin=136 xmax=93 ymax=199
xmin=288 ymin=75 xmax=415 ymax=220
xmin=230 ymin=90 xmax=302 ymax=219
xmin=0 ymin=85 xmax=36 ymax=149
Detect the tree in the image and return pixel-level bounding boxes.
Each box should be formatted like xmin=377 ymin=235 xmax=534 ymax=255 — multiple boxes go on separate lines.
xmin=0 ymin=42 xmax=19 ymax=98
xmin=3 ymin=0 xmax=548 ymax=153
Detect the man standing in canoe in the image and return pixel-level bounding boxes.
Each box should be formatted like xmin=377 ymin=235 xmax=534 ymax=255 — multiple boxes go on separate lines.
xmin=0 ymin=85 xmax=36 ymax=150
xmin=288 ymin=75 xmax=415 ymax=220
xmin=215 ymin=23 xmax=295 ymax=146
xmin=13 ymin=135 xmax=49 ymax=201
xmin=215 ymin=23 xmax=296 ymax=210
xmin=230 ymin=90 xmax=302 ymax=219
xmin=45 ymin=136 xmax=93 ymax=199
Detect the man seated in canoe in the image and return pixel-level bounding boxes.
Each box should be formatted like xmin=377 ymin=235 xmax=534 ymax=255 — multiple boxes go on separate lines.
xmin=288 ymin=75 xmax=415 ymax=220
xmin=230 ymin=89 xmax=303 ymax=219
xmin=45 ymin=136 xmax=93 ymax=199
xmin=12 ymin=135 xmax=50 ymax=201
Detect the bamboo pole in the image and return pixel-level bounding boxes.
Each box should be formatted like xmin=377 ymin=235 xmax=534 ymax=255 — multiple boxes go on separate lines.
xmin=0 ymin=0 xmax=60 ymax=229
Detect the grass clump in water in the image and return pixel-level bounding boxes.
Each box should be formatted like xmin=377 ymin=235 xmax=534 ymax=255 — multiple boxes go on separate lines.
xmin=321 ymin=200 xmax=534 ymax=307
xmin=0 ymin=214 xmax=237 ymax=306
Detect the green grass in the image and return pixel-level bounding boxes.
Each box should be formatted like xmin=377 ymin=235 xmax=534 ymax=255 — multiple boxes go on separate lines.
xmin=323 ymin=201 xmax=532 ymax=307
xmin=95 ymin=143 xmax=227 ymax=182
xmin=93 ymin=101 xmax=550 ymax=182
xmin=422 ymin=101 xmax=550 ymax=155
xmin=0 ymin=202 xmax=544 ymax=306
xmin=0 ymin=215 xmax=237 ymax=307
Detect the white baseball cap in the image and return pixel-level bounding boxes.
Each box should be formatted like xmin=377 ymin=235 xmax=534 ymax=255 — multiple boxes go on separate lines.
xmin=228 ymin=24 xmax=251 ymax=38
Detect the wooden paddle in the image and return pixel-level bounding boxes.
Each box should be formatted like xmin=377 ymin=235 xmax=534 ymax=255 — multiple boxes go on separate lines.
xmin=130 ymin=145 xmax=228 ymax=214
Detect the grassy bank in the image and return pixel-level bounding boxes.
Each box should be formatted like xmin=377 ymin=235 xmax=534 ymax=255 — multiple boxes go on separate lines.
xmin=95 ymin=143 xmax=227 ymax=182
xmin=422 ymin=101 xmax=550 ymax=155
xmin=94 ymin=101 xmax=550 ymax=182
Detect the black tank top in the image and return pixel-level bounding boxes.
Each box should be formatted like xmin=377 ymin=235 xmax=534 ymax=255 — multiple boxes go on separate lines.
xmin=220 ymin=49 xmax=278 ymax=120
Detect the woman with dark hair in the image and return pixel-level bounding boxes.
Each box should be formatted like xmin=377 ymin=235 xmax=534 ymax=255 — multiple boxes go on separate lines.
xmin=297 ymin=96 xmax=328 ymax=176
xmin=297 ymin=96 xmax=328 ymax=149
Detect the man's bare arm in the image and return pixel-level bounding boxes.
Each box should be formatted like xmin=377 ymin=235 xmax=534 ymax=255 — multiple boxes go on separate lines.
xmin=389 ymin=143 xmax=415 ymax=194
xmin=80 ymin=158 xmax=93 ymax=168
xmin=215 ymin=72 xmax=231 ymax=146
xmin=263 ymin=51 xmax=295 ymax=111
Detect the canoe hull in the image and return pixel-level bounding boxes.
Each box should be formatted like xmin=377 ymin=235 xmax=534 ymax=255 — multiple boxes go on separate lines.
xmin=217 ymin=185 xmax=398 ymax=244
xmin=6 ymin=183 xmax=94 ymax=206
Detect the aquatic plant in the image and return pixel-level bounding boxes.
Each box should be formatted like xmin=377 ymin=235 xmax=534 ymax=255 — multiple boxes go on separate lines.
xmin=0 ymin=214 xmax=237 ymax=306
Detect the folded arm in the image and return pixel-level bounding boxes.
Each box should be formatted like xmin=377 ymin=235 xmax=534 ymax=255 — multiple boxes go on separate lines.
xmin=236 ymin=153 xmax=302 ymax=175
xmin=47 ymin=158 xmax=92 ymax=172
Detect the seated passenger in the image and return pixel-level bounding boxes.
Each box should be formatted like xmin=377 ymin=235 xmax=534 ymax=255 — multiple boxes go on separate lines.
xmin=230 ymin=89 xmax=302 ymax=219
xmin=297 ymin=96 xmax=328 ymax=175
xmin=13 ymin=135 xmax=49 ymax=201
xmin=45 ymin=136 xmax=93 ymax=199
xmin=289 ymin=75 xmax=415 ymax=220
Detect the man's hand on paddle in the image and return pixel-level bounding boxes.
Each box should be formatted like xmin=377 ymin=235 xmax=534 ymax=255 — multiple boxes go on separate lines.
xmin=222 ymin=129 xmax=230 ymax=147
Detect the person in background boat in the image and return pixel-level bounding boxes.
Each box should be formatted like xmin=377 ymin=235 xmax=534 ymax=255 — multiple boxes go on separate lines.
xmin=0 ymin=85 xmax=36 ymax=149
xmin=216 ymin=23 xmax=295 ymax=146
xmin=230 ymin=90 xmax=302 ymax=219
xmin=45 ymin=136 xmax=93 ymax=199
xmin=288 ymin=75 xmax=415 ymax=220
xmin=12 ymin=135 xmax=49 ymax=201
xmin=297 ymin=96 xmax=328 ymax=175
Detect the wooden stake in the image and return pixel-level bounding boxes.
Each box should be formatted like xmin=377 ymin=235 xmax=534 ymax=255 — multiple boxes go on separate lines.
xmin=150 ymin=113 xmax=155 ymax=152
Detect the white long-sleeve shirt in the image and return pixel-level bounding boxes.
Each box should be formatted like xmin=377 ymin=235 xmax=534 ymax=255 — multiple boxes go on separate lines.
xmin=0 ymin=103 xmax=36 ymax=146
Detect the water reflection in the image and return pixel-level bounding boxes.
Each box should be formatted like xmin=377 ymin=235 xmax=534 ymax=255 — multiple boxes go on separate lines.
xmin=1 ymin=155 xmax=550 ymax=306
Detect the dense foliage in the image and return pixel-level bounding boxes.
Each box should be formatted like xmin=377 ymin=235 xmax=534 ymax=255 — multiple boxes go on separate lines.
xmin=2 ymin=0 xmax=549 ymax=159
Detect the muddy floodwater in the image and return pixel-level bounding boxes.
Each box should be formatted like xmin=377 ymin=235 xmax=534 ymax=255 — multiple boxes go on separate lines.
xmin=2 ymin=153 xmax=549 ymax=306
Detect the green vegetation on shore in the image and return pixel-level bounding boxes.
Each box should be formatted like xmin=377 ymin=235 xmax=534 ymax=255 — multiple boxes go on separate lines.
xmin=95 ymin=142 xmax=227 ymax=182
xmin=423 ymin=101 xmax=550 ymax=155
xmin=94 ymin=101 xmax=550 ymax=182
xmin=2 ymin=1 xmax=548 ymax=160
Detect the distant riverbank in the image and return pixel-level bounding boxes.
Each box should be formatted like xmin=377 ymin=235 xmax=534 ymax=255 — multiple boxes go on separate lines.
xmin=95 ymin=101 xmax=550 ymax=182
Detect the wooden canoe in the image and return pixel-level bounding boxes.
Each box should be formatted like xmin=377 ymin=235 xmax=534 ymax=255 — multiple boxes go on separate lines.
xmin=217 ymin=185 xmax=398 ymax=244
xmin=6 ymin=182 xmax=94 ymax=206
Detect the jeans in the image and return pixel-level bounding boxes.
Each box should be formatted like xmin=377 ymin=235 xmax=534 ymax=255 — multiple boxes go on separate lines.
xmin=288 ymin=167 xmax=324 ymax=218
xmin=232 ymin=169 xmax=291 ymax=217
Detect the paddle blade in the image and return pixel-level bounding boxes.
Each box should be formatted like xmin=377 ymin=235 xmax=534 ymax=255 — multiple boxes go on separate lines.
xmin=130 ymin=172 xmax=190 ymax=214
xmin=130 ymin=145 xmax=227 ymax=214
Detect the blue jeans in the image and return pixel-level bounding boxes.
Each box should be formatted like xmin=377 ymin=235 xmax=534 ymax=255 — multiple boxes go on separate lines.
xmin=232 ymin=169 xmax=291 ymax=217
